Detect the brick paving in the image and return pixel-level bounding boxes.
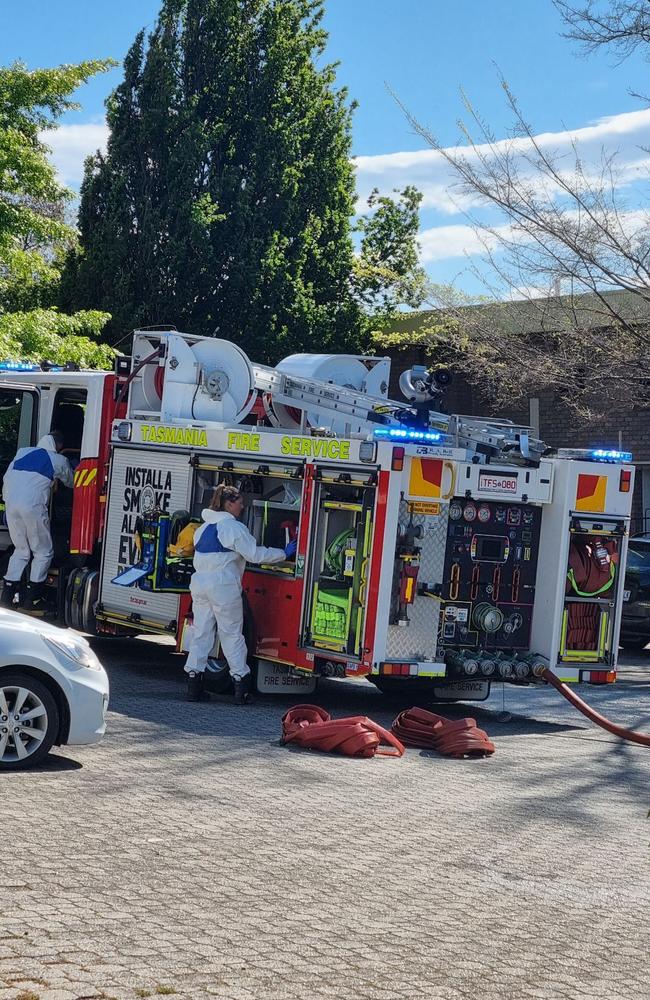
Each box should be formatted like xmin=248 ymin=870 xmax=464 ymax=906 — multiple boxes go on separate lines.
xmin=1 ymin=638 xmax=649 ymax=1000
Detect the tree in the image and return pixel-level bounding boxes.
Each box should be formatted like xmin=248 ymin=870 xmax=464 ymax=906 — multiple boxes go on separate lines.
xmin=354 ymin=185 xmax=428 ymax=319
xmin=66 ymin=0 xmax=365 ymax=362
xmin=555 ymin=2 xmax=650 ymax=59
xmin=0 ymin=59 xmax=114 ymax=365
xmin=396 ymin=2 xmax=650 ymax=417
xmin=0 ymin=309 xmax=115 ymax=369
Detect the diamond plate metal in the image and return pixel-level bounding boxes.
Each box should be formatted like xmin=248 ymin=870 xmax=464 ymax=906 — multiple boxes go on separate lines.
xmin=385 ymin=499 xmax=450 ymax=660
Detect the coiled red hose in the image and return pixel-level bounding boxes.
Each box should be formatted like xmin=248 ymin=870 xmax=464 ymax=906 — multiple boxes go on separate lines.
xmin=542 ymin=669 xmax=650 ymax=748
xmin=392 ymin=707 xmax=496 ymax=758
xmin=281 ymin=705 xmax=405 ymax=757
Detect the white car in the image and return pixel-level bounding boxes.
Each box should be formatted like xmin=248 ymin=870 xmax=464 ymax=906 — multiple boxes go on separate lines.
xmin=0 ymin=609 xmax=109 ymax=770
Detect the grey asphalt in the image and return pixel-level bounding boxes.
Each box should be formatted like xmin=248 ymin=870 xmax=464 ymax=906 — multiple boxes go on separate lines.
xmin=1 ymin=640 xmax=649 ymax=1000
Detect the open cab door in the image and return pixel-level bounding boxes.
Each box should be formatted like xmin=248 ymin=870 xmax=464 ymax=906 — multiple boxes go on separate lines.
xmin=0 ymin=383 xmax=40 ymax=558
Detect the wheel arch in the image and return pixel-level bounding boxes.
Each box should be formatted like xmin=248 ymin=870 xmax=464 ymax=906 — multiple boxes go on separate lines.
xmin=0 ymin=664 xmax=70 ymax=745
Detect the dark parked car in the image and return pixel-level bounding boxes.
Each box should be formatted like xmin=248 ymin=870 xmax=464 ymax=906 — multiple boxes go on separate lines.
xmin=620 ymin=535 xmax=650 ymax=650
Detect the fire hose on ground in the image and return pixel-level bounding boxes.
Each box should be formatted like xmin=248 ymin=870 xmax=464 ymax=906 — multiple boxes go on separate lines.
xmin=281 ymin=704 xmax=496 ymax=759
xmin=281 ymin=705 xmax=405 ymax=758
xmin=280 ymin=676 xmax=650 ymax=759
xmin=541 ymin=668 xmax=650 ymax=748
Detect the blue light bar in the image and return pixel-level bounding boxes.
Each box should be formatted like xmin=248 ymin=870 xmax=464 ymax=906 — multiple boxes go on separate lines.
xmin=0 ymin=360 xmax=41 ymax=372
xmin=590 ymin=448 xmax=632 ymax=463
xmin=373 ymin=427 xmax=443 ymax=443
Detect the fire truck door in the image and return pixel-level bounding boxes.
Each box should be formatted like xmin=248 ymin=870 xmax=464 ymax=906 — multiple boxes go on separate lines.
xmin=560 ymin=517 xmax=625 ymax=664
xmin=301 ymin=475 xmax=375 ymax=658
xmin=0 ymin=384 xmax=39 ymax=559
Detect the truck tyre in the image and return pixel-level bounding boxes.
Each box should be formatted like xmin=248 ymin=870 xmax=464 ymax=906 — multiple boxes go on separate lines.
xmin=65 ymin=568 xmax=100 ymax=634
xmin=0 ymin=671 xmax=60 ymax=770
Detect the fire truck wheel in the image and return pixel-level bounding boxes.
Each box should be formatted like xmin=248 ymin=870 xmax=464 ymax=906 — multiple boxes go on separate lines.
xmin=0 ymin=672 xmax=59 ymax=771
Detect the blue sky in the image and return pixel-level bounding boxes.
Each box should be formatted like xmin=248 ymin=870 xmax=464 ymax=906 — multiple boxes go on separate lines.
xmin=3 ymin=0 xmax=650 ymax=294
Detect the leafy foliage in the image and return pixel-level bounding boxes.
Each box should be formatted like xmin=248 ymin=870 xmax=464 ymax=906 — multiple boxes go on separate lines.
xmin=0 ymin=58 xmax=115 ymax=367
xmin=0 ymin=309 xmax=114 ymax=367
xmin=355 ymin=186 xmax=428 ymax=319
xmin=66 ymin=0 xmax=366 ymax=362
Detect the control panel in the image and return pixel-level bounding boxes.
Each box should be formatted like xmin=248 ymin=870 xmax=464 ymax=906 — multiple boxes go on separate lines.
xmin=439 ymin=498 xmax=542 ymax=651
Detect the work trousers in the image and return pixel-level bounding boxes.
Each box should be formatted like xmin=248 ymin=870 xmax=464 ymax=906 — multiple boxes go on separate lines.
xmin=184 ymin=593 xmax=250 ymax=680
xmin=4 ymin=506 xmax=54 ymax=583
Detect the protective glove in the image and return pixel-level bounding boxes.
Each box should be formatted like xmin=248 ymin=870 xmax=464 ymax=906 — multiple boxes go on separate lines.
xmin=284 ymin=538 xmax=297 ymax=559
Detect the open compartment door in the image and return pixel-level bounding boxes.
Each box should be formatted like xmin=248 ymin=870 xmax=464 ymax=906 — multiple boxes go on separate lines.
xmin=560 ymin=516 xmax=625 ymax=664
xmin=301 ymin=470 xmax=375 ymax=658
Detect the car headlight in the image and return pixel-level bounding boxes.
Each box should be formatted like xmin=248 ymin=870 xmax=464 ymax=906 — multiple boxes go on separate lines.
xmin=43 ymin=633 xmax=103 ymax=671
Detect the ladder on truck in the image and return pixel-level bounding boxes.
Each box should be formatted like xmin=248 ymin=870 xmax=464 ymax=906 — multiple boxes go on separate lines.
xmin=129 ymin=328 xmax=546 ymax=465
xmin=253 ymin=363 xmax=545 ymax=464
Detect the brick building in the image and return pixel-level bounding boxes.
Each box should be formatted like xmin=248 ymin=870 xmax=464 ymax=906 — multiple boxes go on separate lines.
xmin=380 ymin=293 xmax=649 ymax=533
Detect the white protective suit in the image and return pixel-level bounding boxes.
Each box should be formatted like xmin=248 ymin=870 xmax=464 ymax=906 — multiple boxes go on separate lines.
xmin=185 ymin=509 xmax=287 ymax=679
xmin=3 ymin=434 xmax=74 ymax=583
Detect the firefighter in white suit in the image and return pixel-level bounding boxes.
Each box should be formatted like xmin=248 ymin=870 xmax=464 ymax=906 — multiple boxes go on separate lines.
xmin=185 ymin=484 xmax=296 ymax=703
xmin=1 ymin=431 xmax=74 ymax=613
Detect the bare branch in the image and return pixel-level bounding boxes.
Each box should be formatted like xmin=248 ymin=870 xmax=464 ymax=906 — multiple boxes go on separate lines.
xmin=554 ymin=1 xmax=650 ymax=59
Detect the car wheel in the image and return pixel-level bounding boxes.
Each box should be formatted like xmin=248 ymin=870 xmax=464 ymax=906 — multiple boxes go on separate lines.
xmin=620 ymin=637 xmax=649 ymax=651
xmin=0 ymin=672 xmax=59 ymax=771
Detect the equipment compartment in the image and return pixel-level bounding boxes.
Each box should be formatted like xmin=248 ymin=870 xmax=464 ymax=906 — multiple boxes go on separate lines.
xmin=439 ymin=498 xmax=542 ymax=651
xmin=302 ymin=473 xmax=375 ymax=657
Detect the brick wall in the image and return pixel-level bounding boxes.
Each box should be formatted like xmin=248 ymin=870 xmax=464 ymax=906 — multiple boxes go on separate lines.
xmin=386 ymin=347 xmax=648 ymax=532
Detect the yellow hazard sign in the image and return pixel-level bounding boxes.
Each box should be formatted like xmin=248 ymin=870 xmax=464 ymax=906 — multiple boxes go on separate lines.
xmin=407 ymin=501 xmax=441 ymax=515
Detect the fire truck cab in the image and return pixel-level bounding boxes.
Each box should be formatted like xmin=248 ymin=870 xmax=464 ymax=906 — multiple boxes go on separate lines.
xmin=0 ymin=363 xmax=123 ymax=627
xmin=0 ymin=329 xmax=636 ymax=701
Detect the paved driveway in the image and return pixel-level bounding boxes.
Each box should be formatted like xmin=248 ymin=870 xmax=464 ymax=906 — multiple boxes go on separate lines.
xmin=1 ymin=640 xmax=649 ymax=1000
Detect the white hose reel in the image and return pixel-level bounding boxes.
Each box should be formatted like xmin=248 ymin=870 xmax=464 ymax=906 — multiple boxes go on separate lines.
xmin=160 ymin=333 xmax=256 ymax=424
xmin=263 ymin=353 xmax=391 ymax=434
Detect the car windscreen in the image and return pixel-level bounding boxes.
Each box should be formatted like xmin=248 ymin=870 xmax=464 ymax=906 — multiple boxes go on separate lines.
xmin=627 ymin=543 xmax=650 ymax=572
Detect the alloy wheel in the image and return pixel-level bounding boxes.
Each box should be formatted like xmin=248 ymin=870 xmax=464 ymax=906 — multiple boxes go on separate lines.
xmin=0 ymin=684 xmax=48 ymax=764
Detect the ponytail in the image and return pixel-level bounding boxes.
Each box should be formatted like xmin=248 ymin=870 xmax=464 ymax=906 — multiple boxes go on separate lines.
xmin=210 ymin=484 xmax=242 ymax=511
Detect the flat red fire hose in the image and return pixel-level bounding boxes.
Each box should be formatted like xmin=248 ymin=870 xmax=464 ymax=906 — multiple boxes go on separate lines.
xmin=281 ymin=705 xmax=405 ymax=758
xmin=392 ymin=707 xmax=496 ymax=758
xmin=542 ymin=669 xmax=650 ymax=748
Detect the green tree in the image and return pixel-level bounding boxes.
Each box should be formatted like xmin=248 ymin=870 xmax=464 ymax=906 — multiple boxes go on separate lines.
xmin=354 ymin=186 xmax=428 ymax=320
xmin=0 ymin=59 xmax=114 ymax=365
xmin=0 ymin=309 xmax=114 ymax=369
xmin=66 ymin=0 xmax=366 ymax=362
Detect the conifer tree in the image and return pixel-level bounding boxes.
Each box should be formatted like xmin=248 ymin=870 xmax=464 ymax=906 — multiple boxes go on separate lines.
xmin=67 ymin=0 xmax=363 ymax=361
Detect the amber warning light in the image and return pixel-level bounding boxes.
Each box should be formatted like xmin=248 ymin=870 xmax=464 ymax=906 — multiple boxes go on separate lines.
xmin=619 ymin=469 xmax=632 ymax=493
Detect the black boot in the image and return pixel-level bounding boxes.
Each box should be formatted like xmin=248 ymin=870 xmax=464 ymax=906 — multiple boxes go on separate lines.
xmin=0 ymin=580 xmax=18 ymax=609
xmin=24 ymin=581 xmax=46 ymax=616
xmin=233 ymin=673 xmax=254 ymax=706
xmin=187 ymin=670 xmax=206 ymax=702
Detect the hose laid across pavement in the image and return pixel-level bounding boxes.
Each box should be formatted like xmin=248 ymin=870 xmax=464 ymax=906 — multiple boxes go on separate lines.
xmin=542 ymin=668 xmax=650 ymax=748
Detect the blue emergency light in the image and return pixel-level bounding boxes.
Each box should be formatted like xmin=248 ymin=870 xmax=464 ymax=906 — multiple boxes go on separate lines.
xmin=373 ymin=427 xmax=443 ymax=443
xmin=590 ymin=448 xmax=633 ymax=463
xmin=0 ymin=361 xmax=41 ymax=372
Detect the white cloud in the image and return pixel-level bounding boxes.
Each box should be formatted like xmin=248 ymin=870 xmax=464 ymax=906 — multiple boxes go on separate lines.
xmin=418 ymin=206 xmax=650 ymax=264
xmin=41 ymin=122 xmax=109 ymax=188
xmin=42 ymin=108 xmax=650 ymax=276
xmin=354 ymin=108 xmax=650 ymax=216
xmin=418 ymin=222 xmax=511 ymax=262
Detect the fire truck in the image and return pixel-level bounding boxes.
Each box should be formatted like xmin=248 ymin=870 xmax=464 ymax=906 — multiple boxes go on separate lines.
xmin=0 ymin=327 xmax=635 ymax=701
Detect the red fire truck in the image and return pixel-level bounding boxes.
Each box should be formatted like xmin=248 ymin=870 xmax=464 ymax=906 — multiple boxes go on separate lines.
xmin=0 ymin=327 xmax=634 ymax=700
